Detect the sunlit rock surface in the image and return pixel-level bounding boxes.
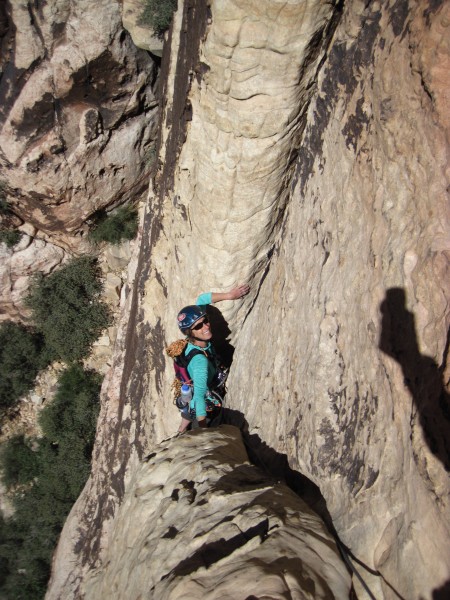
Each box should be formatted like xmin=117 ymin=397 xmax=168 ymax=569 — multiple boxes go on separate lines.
xmin=83 ymin=426 xmax=350 ymax=599
xmin=122 ymin=0 xmax=164 ymax=55
xmin=147 ymin=0 xmax=450 ymax=597
xmin=228 ymin=2 xmax=450 ymax=598
xmin=47 ymin=1 xmax=450 ymax=599
xmin=0 ymin=0 xmax=158 ymax=320
xmin=0 ymin=235 xmax=65 ymax=320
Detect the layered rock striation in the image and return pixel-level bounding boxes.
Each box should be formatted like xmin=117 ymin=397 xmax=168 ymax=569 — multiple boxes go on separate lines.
xmin=83 ymin=426 xmax=351 ymax=599
xmin=47 ymin=1 xmax=450 ymax=599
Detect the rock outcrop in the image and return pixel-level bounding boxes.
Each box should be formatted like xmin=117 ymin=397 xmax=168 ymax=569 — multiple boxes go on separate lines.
xmin=122 ymin=0 xmax=164 ymax=56
xmin=83 ymin=426 xmax=351 ymax=599
xmin=0 ymin=0 xmax=158 ymax=319
xmin=47 ymin=1 xmax=450 ymax=599
xmin=0 ymin=233 xmax=65 ymax=320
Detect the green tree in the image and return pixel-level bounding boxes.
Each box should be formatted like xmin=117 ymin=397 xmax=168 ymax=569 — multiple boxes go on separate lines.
xmin=88 ymin=205 xmax=138 ymax=245
xmin=139 ymin=0 xmax=177 ymax=37
xmin=0 ymin=322 xmax=49 ymax=411
xmin=0 ymin=435 xmax=40 ymax=488
xmin=0 ymin=229 xmax=22 ymax=248
xmin=39 ymin=364 xmax=101 ymax=496
xmin=0 ymin=365 xmax=102 ymax=599
xmin=0 ymin=189 xmax=22 ymax=248
xmin=25 ymin=256 xmax=110 ymax=363
xmin=0 ymin=182 xmax=8 ymax=214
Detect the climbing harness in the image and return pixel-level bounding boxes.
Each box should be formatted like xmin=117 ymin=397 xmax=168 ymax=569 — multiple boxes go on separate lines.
xmin=165 ymin=338 xmax=227 ymax=423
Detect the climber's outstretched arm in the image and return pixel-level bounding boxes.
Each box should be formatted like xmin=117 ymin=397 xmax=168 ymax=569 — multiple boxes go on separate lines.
xmin=211 ymin=284 xmax=250 ymax=303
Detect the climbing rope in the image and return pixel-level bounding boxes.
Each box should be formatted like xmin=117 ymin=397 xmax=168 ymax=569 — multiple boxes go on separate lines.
xmin=239 ymin=430 xmax=379 ymax=600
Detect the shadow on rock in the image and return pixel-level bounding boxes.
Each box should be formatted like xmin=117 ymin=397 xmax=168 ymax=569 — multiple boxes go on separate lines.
xmin=162 ymin=519 xmax=269 ymax=580
xmin=222 ymin=408 xmax=336 ymax=539
xmin=207 ymin=304 xmax=235 ymax=367
xmin=433 ymin=578 xmax=450 ymax=599
xmin=220 ymin=409 xmax=380 ymax=599
xmin=379 ymin=287 xmax=450 ymax=471
xmin=209 ymin=307 xmax=378 ymax=597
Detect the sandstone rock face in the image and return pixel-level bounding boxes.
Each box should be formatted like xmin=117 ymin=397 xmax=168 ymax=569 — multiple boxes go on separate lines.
xmin=122 ymin=0 xmax=164 ymax=56
xmin=0 ymin=0 xmax=158 ymax=321
xmin=0 ymin=235 xmax=66 ymax=320
xmin=147 ymin=0 xmax=450 ymax=597
xmin=229 ymin=1 xmax=450 ymax=597
xmin=47 ymin=1 xmax=450 ymax=599
xmin=0 ymin=0 xmax=158 ymax=250
xmin=230 ymin=2 xmax=449 ymax=598
xmin=83 ymin=426 xmax=351 ymax=599
xmin=157 ymin=0 xmax=339 ymax=315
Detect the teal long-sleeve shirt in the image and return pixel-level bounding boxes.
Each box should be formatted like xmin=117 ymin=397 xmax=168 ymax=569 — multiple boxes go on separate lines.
xmin=186 ymin=292 xmax=217 ymax=418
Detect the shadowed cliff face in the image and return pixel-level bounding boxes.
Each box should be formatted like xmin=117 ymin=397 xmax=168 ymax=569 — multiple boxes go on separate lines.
xmin=47 ymin=0 xmax=450 ymax=599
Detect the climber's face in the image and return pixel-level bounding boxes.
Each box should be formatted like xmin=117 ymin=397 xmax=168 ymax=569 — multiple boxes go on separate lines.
xmin=189 ymin=316 xmax=212 ymax=342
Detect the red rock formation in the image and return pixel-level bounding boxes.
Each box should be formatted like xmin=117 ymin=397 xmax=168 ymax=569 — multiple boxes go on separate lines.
xmin=0 ymin=0 xmax=159 ymax=319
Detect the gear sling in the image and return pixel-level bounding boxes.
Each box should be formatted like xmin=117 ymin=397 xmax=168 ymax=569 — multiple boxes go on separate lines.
xmin=166 ymin=339 xmax=225 ymax=421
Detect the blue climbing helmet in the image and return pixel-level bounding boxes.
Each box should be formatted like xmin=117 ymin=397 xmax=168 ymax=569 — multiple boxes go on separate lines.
xmin=177 ymin=305 xmax=206 ymax=333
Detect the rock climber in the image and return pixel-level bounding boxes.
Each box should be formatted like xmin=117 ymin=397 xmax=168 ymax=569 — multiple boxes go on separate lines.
xmin=176 ymin=285 xmax=250 ymax=434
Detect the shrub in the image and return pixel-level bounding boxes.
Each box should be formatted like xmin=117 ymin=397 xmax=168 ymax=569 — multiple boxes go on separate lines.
xmin=0 ymin=190 xmax=22 ymax=248
xmin=88 ymin=205 xmax=138 ymax=245
xmin=0 ymin=229 xmax=22 ymax=248
xmin=0 ymin=435 xmax=40 ymax=488
xmin=0 ymin=440 xmax=88 ymax=599
xmin=0 ymin=198 xmax=9 ymax=215
xmin=25 ymin=256 xmax=111 ymax=363
xmin=0 ymin=476 xmax=59 ymax=600
xmin=0 ymin=322 xmax=49 ymax=411
xmin=139 ymin=0 xmax=177 ymax=37
xmin=0 ymin=182 xmax=7 ymax=212
xmin=0 ymin=365 xmax=102 ymax=599
xmin=39 ymin=364 xmax=101 ymax=495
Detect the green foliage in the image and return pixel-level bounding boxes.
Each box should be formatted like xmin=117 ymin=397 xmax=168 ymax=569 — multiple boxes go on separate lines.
xmin=0 ymin=186 xmax=21 ymax=247
xmin=139 ymin=0 xmax=177 ymax=36
xmin=0 ymin=365 xmax=102 ymax=599
xmin=0 ymin=229 xmax=22 ymax=248
xmin=88 ymin=205 xmax=138 ymax=245
xmin=39 ymin=364 xmax=101 ymax=495
xmin=0 ymin=435 xmax=40 ymax=488
xmin=0 ymin=322 xmax=49 ymax=411
xmin=0 ymin=181 xmax=6 ymax=211
xmin=0 ymin=198 xmax=9 ymax=215
xmin=25 ymin=256 xmax=111 ymax=363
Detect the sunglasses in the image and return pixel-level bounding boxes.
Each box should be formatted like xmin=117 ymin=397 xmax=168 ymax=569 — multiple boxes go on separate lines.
xmin=191 ymin=317 xmax=210 ymax=331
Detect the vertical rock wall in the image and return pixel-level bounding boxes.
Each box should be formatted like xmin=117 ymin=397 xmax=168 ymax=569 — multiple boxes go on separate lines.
xmin=148 ymin=0 xmax=450 ymax=597
xmin=156 ymin=0 xmax=340 ymax=324
xmin=227 ymin=1 xmax=450 ymax=598
xmin=47 ymin=1 xmax=450 ymax=598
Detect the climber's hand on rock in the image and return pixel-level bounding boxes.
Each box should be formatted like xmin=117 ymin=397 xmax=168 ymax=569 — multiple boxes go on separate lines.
xmin=211 ymin=285 xmax=250 ymax=303
xmin=227 ymin=284 xmax=250 ymax=300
